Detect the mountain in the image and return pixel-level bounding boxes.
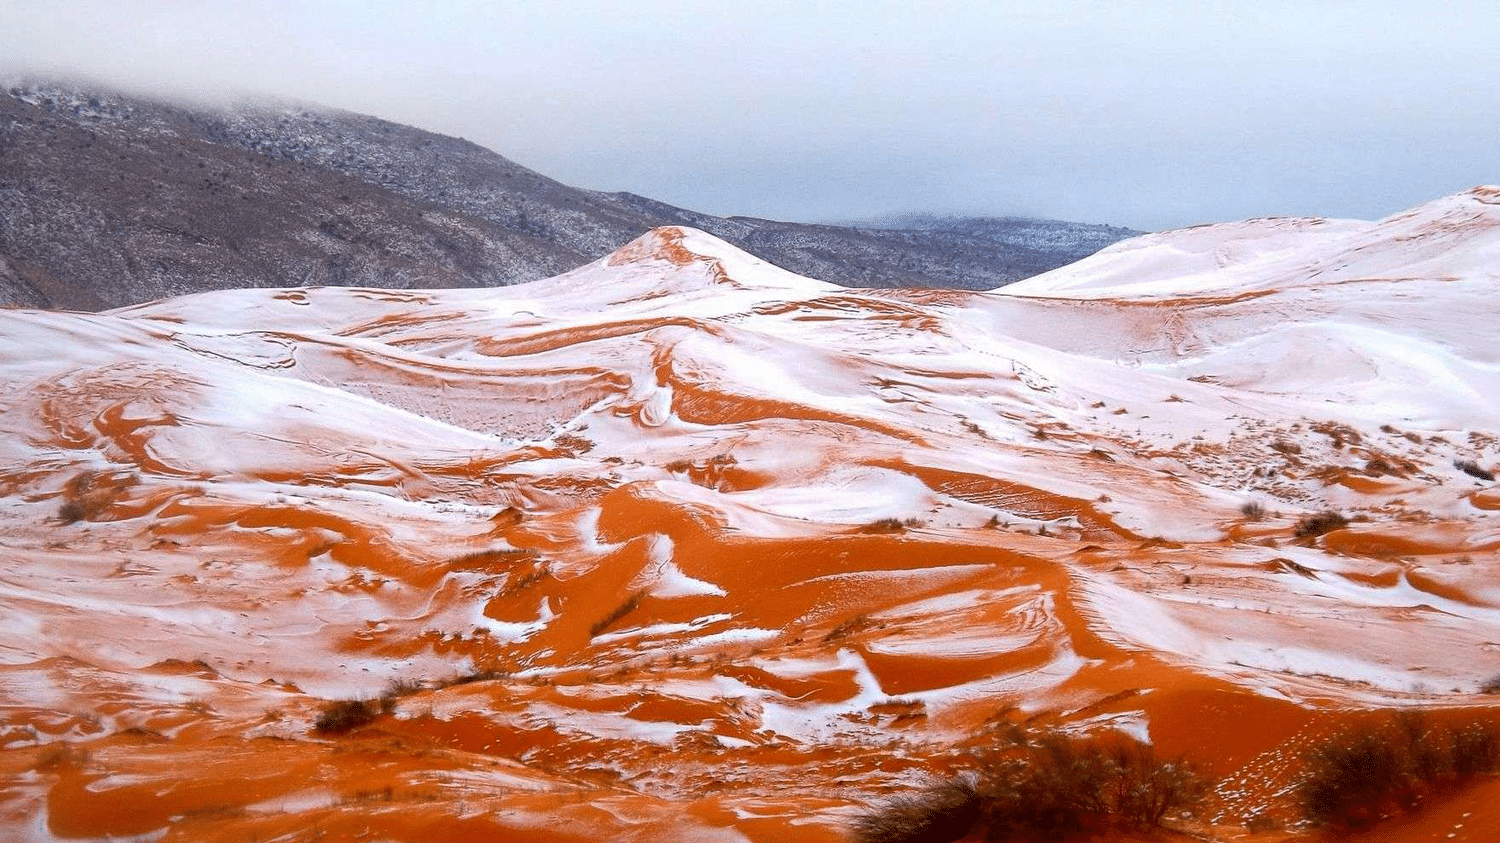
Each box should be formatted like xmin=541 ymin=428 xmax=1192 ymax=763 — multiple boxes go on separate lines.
xmin=1 ymin=189 xmax=1497 ymax=840
xmin=845 ymin=211 xmax=1139 ymax=265
xmin=0 ymin=80 xmax=1139 ymax=310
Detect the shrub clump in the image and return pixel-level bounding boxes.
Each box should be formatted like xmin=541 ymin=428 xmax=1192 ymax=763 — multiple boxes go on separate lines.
xmin=442 ymin=668 xmax=507 ymax=687
xmin=852 ymin=780 xmax=983 ymax=843
xmin=313 ymin=698 xmax=382 ymax=734
xmin=56 ymin=470 xmax=137 ymax=524
xmin=1454 ymin=459 xmax=1495 ymax=481
xmin=1240 ymin=501 xmax=1266 ymax=521
xmin=589 ymin=590 xmax=644 ymax=638
xmin=852 ymin=733 xmax=1205 ymax=843
xmin=862 ymin=518 xmax=924 ymax=534
xmin=1298 ymin=714 xmax=1500 ymax=828
xmin=313 ymin=679 xmax=428 ymax=734
xmin=1294 ymin=510 xmax=1348 ymax=538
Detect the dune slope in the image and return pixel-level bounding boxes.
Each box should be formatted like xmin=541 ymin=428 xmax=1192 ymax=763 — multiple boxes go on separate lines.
xmin=2 ymin=192 xmax=1499 ymax=841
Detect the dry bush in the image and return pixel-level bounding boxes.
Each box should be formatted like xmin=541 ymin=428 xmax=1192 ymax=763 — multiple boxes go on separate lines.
xmin=441 ymin=668 xmax=507 ymax=687
xmin=379 ymin=678 xmax=424 ymax=712
xmin=852 ymin=733 xmax=1204 ymax=842
xmin=1454 ymin=459 xmax=1495 ymax=481
xmin=1294 ymin=510 xmax=1348 ymax=538
xmin=313 ymin=698 xmax=382 ymax=734
xmin=862 ymin=518 xmax=924 ymax=534
xmin=1240 ymin=501 xmax=1266 ymax=521
xmin=589 ymin=590 xmax=644 ymax=638
xmin=1480 ymin=675 xmax=1500 ymax=695
xmin=33 ymin=742 xmax=90 ymax=771
xmin=823 ymin=614 xmax=872 ymax=644
xmin=56 ymin=470 xmax=131 ymax=524
xmin=852 ymin=780 xmax=983 ymax=843
xmin=443 ymin=547 xmax=537 ymax=571
xmin=1298 ymin=714 xmax=1500 ymax=828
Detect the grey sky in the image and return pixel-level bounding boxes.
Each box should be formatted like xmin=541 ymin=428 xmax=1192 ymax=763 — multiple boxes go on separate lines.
xmin=3 ymin=1 xmax=1496 ymax=230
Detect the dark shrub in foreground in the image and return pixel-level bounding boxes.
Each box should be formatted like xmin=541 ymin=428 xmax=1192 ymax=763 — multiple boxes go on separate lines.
xmin=852 ymin=780 xmax=983 ymax=843
xmin=1299 ymin=714 xmax=1500 ymax=828
xmin=852 ymin=733 xmax=1204 ymax=842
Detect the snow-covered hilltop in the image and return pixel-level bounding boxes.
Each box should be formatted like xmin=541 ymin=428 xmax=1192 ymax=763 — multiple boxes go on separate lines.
xmin=1 ymin=190 xmax=1497 ymax=841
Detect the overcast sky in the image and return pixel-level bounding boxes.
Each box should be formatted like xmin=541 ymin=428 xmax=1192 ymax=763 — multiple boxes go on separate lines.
xmin=3 ymin=1 xmax=1496 ymax=230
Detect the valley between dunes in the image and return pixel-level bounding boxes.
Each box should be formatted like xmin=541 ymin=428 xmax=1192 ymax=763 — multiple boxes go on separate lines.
xmin=2 ymin=188 xmax=1499 ymax=842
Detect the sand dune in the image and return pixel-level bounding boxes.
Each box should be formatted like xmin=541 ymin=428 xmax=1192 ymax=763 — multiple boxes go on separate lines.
xmin=2 ymin=192 xmax=1498 ymax=840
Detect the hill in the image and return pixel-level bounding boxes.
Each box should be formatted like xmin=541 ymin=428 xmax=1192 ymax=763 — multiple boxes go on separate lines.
xmin=0 ymin=80 xmax=1138 ymax=309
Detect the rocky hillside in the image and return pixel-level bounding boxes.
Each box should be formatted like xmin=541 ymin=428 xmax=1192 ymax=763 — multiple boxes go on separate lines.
xmin=0 ymin=81 xmax=1138 ymax=309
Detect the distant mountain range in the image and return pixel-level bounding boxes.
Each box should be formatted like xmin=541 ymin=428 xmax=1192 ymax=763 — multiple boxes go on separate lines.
xmin=0 ymin=80 xmax=1140 ymax=309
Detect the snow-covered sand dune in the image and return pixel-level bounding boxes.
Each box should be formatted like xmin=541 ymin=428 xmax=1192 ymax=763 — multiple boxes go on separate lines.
xmin=2 ymin=190 xmax=1498 ymax=841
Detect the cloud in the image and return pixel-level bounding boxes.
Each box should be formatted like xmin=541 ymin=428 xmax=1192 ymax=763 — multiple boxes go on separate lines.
xmin=3 ymin=0 xmax=1496 ymax=229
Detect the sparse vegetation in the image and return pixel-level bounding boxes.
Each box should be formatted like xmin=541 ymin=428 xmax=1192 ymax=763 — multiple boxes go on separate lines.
xmin=1240 ymin=501 xmax=1266 ymax=521
xmin=33 ymin=742 xmax=90 ymax=771
xmin=1298 ymin=713 xmax=1500 ymax=828
xmin=862 ymin=517 xmax=924 ymax=534
xmin=590 ymin=590 xmax=644 ymax=638
xmin=852 ymin=732 xmax=1205 ymax=843
xmin=1454 ymin=459 xmax=1494 ymax=481
xmin=313 ymin=698 xmax=383 ymax=734
xmin=1295 ymin=510 xmax=1348 ymax=538
xmin=442 ymin=668 xmax=507 ymax=687
xmin=381 ymin=678 xmax=424 ymax=702
xmin=824 ymin=614 xmax=873 ymax=643
xmin=312 ymin=678 xmax=428 ymax=734
xmin=852 ymin=780 xmax=982 ymax=843
xmin=443 ymin=547 xmax=537 ymax=571
xmin=56 ymin=470 xmax=137 ymax=524
xmin=1480 ymin=674 xmax=1500 ymax=694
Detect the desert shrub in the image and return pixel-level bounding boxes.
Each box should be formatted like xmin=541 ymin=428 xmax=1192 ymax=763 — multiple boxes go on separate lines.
xmin=1300 ymin=725 xmax=1408 ymax=827
xmin=1298 ymin=714 xmax=1500 ymax=828
xmin=1240 ymin=501 xmax=1266 ymax=521
xmin=442 ymin=668 xmax=507 ymax=687
xmin=313 ymin=698 xmax=382 ymax=734
xmin=1108 ymin=742 xmax=1207 ymax=829
xmin=852 ymin=780 xmax=983 ymax=843
xmin=57 ymin=471 xmax=105 ymax=523
xmin=377 ymin=678 xmax=425 ymax=712
xmin=1480 ymin=674 xmax=1500 ymax=694
xmin=1454 ymin=459 xmax=1494 ymax=481
xmin=589 ymin=590 xmax=644 ymax=637
xmin=863 ymin=518 xmax=924 ymax=534
xmin=33 ymin=742 xmax=90 ymax=771
xmin=1294 ymin=510 xmax=1348 ymax=538
xmin=852 ymin=733 xmax=1204 ymax=842
xmin=824 ymin=614 xmax=873 ymax=644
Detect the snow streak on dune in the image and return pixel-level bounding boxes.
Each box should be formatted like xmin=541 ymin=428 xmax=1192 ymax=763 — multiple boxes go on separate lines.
xmin=2 ymin=191 xmax=1500 ymax=841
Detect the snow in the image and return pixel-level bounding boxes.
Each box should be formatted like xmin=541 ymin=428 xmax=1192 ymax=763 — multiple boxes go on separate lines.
xmin=3 ymin=188 xmax=1500 ymax=838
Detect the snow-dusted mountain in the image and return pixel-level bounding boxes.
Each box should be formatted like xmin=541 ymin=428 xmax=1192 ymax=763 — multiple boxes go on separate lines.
xmin=1 ymin=188 xmax=1498 ymax=840
xmin=844 ymin=212 xmax=1140 ymax=263
xmin=0 ymin=80 xmax=1138 ymax=309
